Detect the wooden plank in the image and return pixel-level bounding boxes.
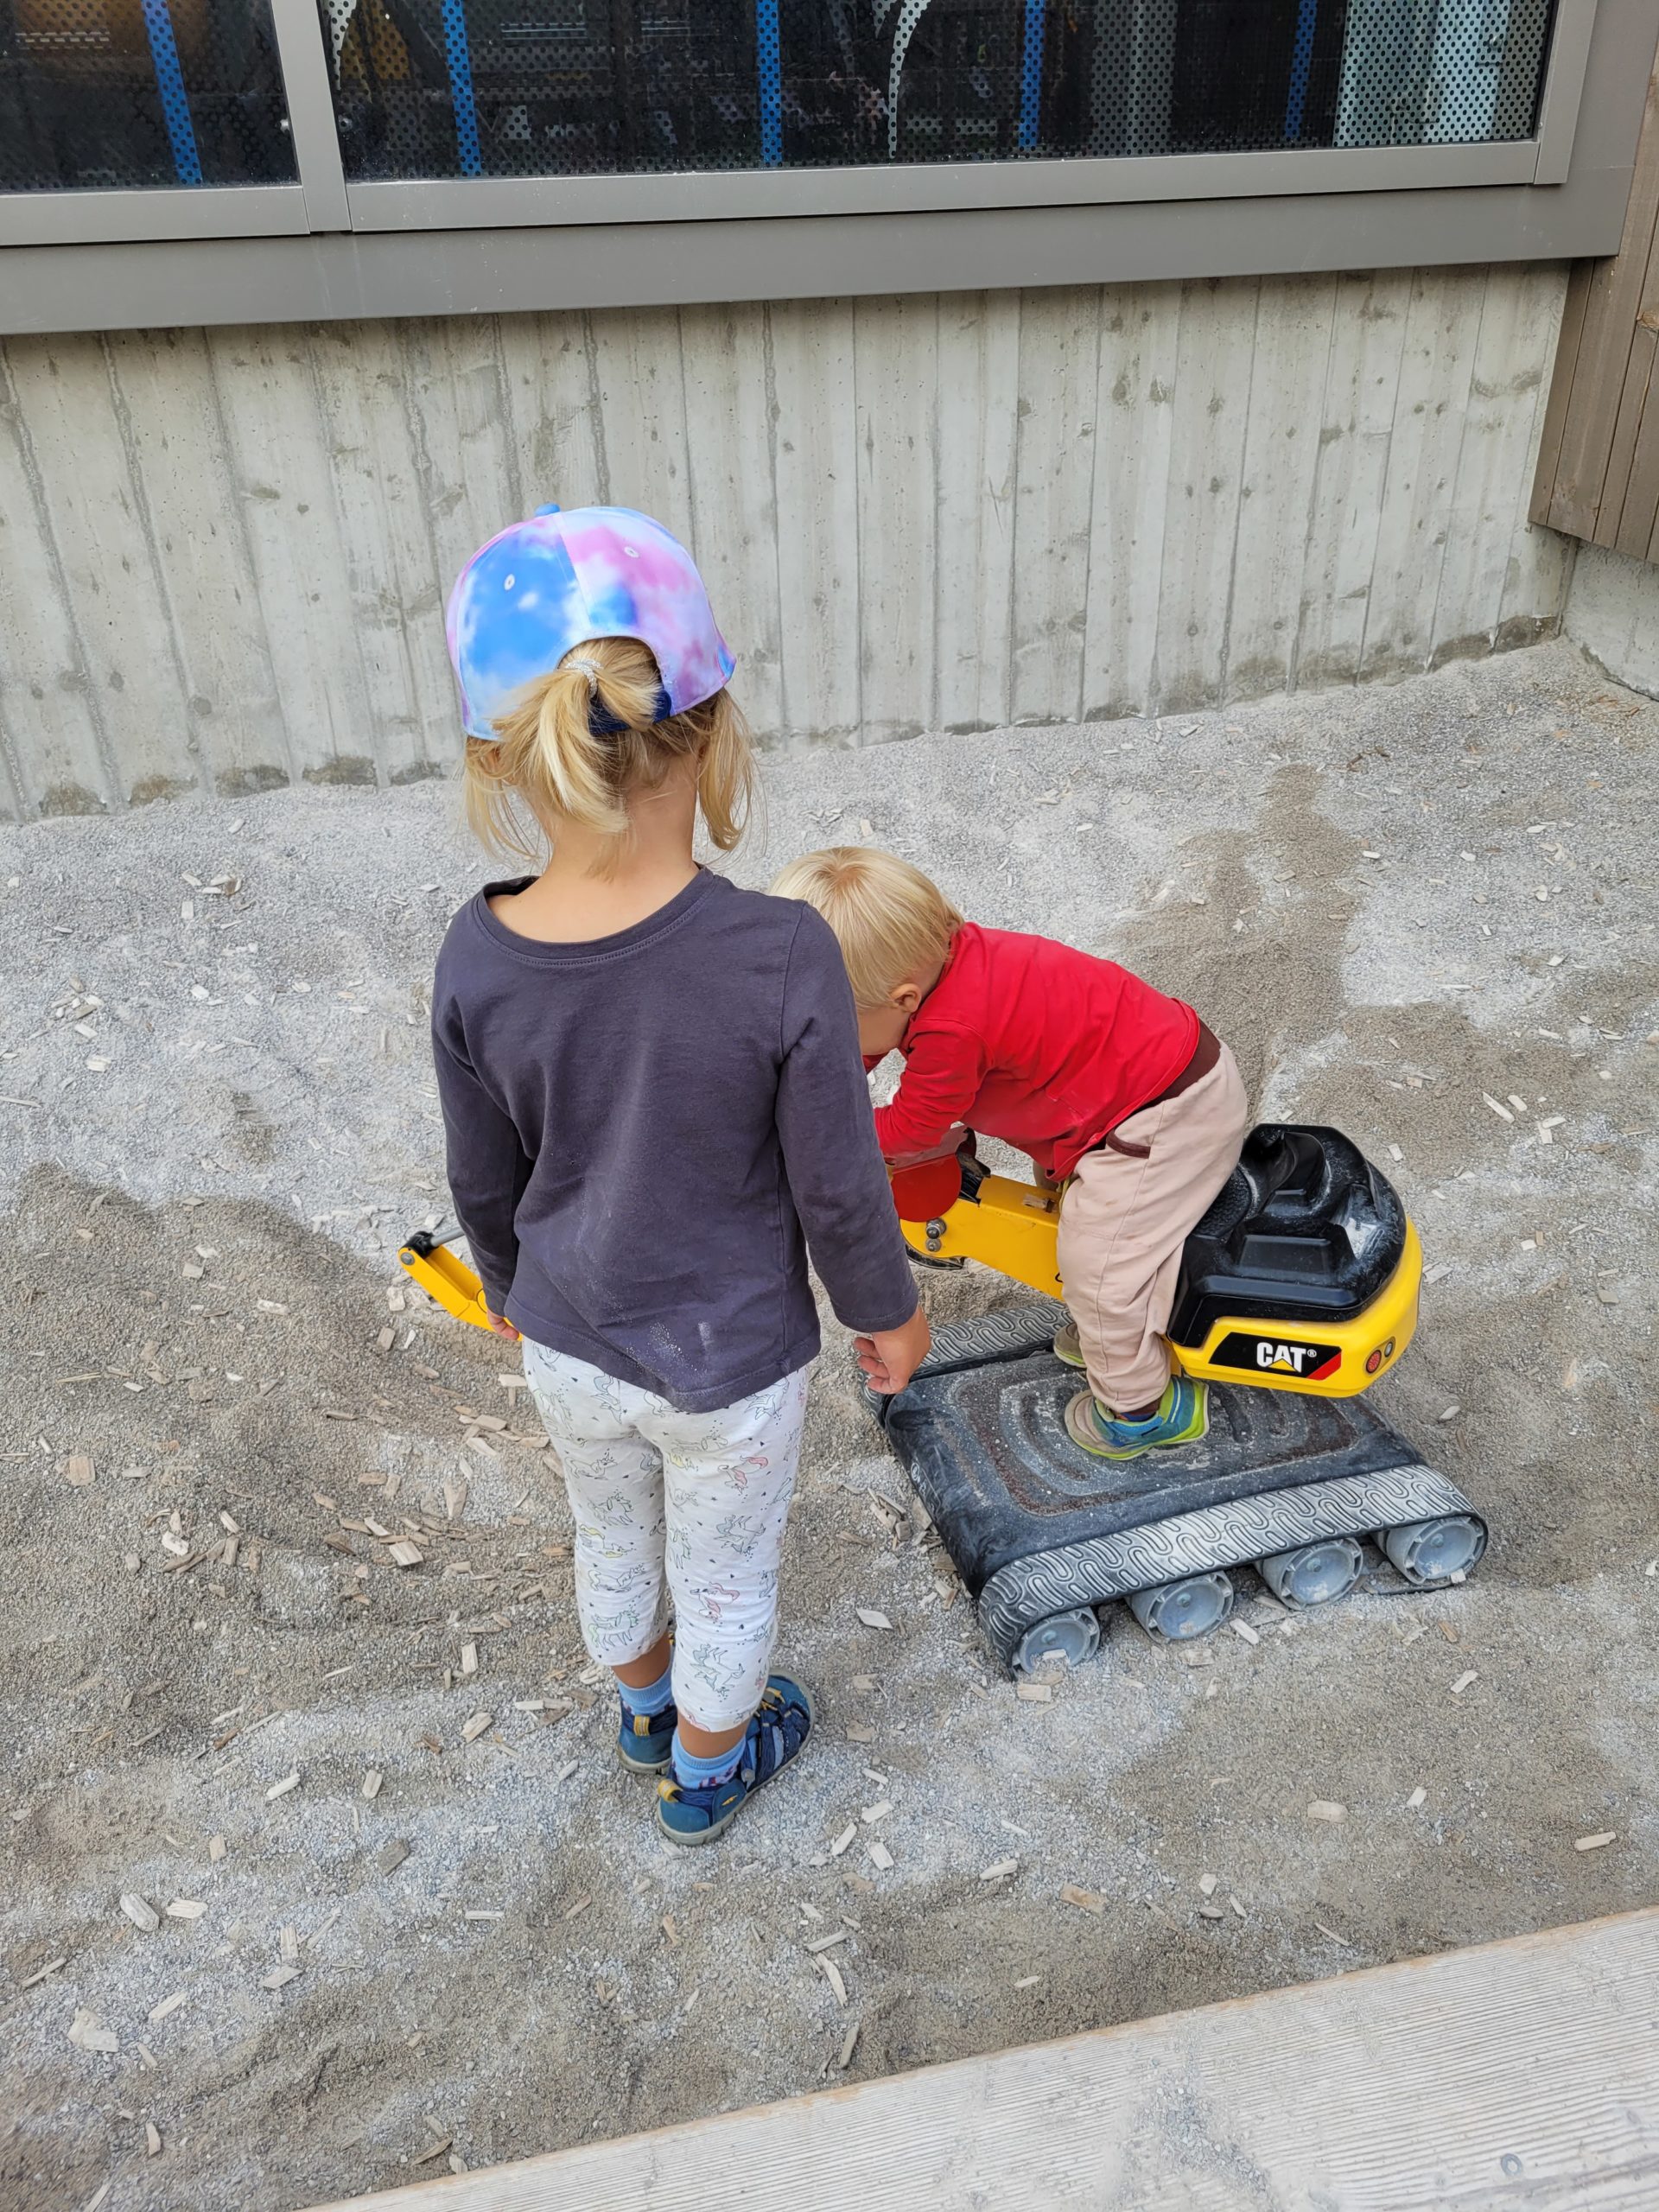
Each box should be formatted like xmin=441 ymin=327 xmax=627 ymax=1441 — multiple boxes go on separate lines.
xmin=1293 ymin=268 xmax=1414 ymax=691
xmin=1007 ymin=286 xmax=1101 ymax=727
xmin=933 ymin=289 xmax=1020 ymax=734
xmin=678 ymin=302 xmax=784 ymax=740
xmin=1358 ymin=266 xmax=1486 ymax=681
xmin=588 ymin=308 xmax=696 ymax=549
xmin=1224 ymin=271 xmax=1338 ymax=702
xmin=1528 ymin=257 xmax=1594 ymax=529
xmin=1081 ymin=278 xmax=1182 ymax=721
xmin=853 ymin=292 xmax=938 ymax=746
xmin=306 ymin=317 xmax=454 ymax=781
xmin=302 ymin=1909 xmax=1659 ymax=2212
xmin=102 ymin=326 xmax=293 ymax=797
xmin=1492 ymin=262 xmax=1576 ymax=644
xmin=767 ymin=298 xmax=860 ymax=745
xmin=207 ymin=322 xmax=378 ymax=782
xmin=496 ymin=309 xmax=605 ymax=511
xmin=401 ymin=315 xmax=525 ymax=624
xmin=1153 ymin=276 xmax=1257 ymax=715
xmin=1548 ymin=63 xmax=1659 ymax=542
xmin=1432 ymin=266 xmax=1567 ymax=661
xmin=1 ymin=331 xmax=190 ymax=810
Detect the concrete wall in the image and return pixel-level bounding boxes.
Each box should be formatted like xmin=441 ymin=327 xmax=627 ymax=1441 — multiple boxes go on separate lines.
xmin=1562 ymin=537 xmax=1659 ymax=696
xmin=0 ymin=262 xmax=1573 ymax=819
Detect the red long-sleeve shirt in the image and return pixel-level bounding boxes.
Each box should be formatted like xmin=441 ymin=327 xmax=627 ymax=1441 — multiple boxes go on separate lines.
xmin=871 ymin=922 xmax=1198 ymax=1182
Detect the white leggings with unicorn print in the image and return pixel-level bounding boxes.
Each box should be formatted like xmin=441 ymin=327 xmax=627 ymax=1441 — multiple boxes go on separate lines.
xmin=522 ymin=1339 xmax=810 ymax=1732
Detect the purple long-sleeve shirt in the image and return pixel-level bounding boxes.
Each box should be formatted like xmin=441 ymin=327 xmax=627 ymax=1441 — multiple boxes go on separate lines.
xmin=430 ymin=870 xmax=919 ymax=1413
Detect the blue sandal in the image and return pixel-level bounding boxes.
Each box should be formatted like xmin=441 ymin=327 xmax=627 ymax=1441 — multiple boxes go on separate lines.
xmin=654 ymin=1675 xmax=814 ymax=1846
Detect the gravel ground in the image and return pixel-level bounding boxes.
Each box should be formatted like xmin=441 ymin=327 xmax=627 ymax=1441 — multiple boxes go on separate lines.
xmin=1 ymin=639 xmax=1656 ymax=2212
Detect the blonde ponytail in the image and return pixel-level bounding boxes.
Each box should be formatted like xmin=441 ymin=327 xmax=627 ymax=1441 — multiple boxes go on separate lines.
xmin=462 ymin=636 xmax=755 ymax=874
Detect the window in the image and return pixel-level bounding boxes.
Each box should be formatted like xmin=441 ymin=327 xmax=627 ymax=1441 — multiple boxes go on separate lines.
xmin=321 ymin=0 xmax=1558 ymax=186
xmin=0 ymin=0 xmax=1637 ymax=321
xmin=1 ymin=0 xmax=296 ymax=190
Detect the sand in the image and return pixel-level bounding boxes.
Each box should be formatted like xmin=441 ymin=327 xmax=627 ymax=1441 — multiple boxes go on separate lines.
xmin=1 ymin=639 xmax=1656 ymax=2212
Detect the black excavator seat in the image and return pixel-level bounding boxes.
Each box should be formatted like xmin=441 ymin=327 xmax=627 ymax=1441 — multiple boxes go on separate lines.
xmin=1168 ymin=1124 xmax=1408 ymax=1347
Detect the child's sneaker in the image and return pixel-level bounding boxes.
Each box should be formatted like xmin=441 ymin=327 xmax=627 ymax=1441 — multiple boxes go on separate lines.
xmin=616 ymin=1694 xmax=677 ymax=1776
xmin=1065 ymin=1375 xmax=1209 ymax=1459
xmin=1052 ymin=1321 xmax=1086 ymax=1369
xmin=653 ymin=1675 xmax=813 ymax=1847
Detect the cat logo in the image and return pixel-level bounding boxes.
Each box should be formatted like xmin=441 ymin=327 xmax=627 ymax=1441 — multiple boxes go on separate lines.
xmin=1212 ymin=1331 xmax=1342 ymax=1382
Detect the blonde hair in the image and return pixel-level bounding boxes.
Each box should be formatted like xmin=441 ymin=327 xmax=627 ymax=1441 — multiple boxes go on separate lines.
xmin=771 ymin=847 xmax=963 ymax=1007
xmin=462 ymin=634 xmax=754 ymax=874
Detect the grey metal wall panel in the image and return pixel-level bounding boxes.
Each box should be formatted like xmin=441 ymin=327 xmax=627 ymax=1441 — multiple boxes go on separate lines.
xmin=0 ymin=267 xmax=1573 ymax=817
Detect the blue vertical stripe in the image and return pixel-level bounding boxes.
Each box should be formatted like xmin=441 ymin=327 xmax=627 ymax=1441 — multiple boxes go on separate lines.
xmin=442 ymin=0 xmax=485 ymax=177
xmin=1018 ymin=0 xmax=1046 ymax=150
xmin=1284 ymin=0 xmax=1319 ymax=142
xmin=139 ymin=0 xmax=202 ymax=186
xmin=756 ymin=0 xmax=784 ymax=167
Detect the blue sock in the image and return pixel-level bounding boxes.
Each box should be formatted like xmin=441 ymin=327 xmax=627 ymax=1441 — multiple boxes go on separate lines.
xmin=671 ymin=1726 xmax=748 ymax=1791
xmin=618 ymin=1657 xmax=675 ymax=1720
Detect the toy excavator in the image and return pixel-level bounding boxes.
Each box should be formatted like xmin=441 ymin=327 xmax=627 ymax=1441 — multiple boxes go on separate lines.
xmin=401 ymin=1120 xmax=1488 ymax=1678
xmin=875 ymin=1122 xmax=1487 ymax=1674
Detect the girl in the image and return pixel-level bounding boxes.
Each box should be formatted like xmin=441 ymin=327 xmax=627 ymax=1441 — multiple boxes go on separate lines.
xmin=434 ymin=504 xmax=929 ymax=1845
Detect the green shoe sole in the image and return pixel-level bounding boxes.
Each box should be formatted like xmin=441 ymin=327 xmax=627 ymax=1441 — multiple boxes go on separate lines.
xmin=1064 ymin=1382 xmax=1209 ymax=1460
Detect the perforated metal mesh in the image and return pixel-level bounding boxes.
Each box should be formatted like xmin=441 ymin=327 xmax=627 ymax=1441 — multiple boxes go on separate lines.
xmin=322 ymin=0 xmax=1558 ymax=183
xmin=0 ymin=0 xmax=296 ymax=190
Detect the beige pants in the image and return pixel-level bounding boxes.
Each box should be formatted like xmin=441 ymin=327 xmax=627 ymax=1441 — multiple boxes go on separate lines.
xmin=1056 ymin=1045 xmax=1251 ymax=1413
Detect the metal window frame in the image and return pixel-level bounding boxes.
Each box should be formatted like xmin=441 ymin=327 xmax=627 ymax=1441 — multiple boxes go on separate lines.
xmin=0 ymin=0 xmax=1608 ymax=249
xmin=0 ymin=0 xmax=1650 ymax=331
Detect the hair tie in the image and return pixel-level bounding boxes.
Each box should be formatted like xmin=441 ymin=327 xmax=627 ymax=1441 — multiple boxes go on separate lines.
xmin=565 ymin=656 xmax=601 ymax=696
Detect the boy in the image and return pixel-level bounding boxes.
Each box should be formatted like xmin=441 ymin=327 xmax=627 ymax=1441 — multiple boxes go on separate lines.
xmin=772 ymin=849 xmax=1249 ymax=1459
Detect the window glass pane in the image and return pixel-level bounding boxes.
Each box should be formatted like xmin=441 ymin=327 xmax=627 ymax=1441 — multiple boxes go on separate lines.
xmin=2 ymin=0 xmax=297 ymax=191
xmin=321 ymin=0 xmax=1557 ymax=184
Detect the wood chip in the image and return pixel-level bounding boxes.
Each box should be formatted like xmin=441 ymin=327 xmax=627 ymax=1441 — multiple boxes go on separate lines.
xmin=361 ymin=1769 xmax=384 ymax=1800
xmin=260 ymin=1965 xmax=302 ymax=1990
xmin=980 ymin=1857 xmax=1018 ymax=1881
xmin=1306 ymin=1801 xmax=1346 ymax=1823
xmin=1230 ymin=1619 xmax=1260 ymax=1645
xmin=816 ymin=1953 xmax=849 ymax=2005
xmin=165 ymin=1898 xmax=207 ymax=1921
xmin=120 ymin=1893 xmax=160 ymax=1933
xmin=147 ymin=1990 xmax=186 ymax=2024
xmin=855 ymin=1608 xmax=893 ymax=1630
xmin=20 ymin=1955 xmax=66 ymax=1988
xmin=375 ymin=1839 xmax=411 ymax=1874
xmin=1574 ymin=1832 xmax=1616 ymax=1853
xmin=866 ymin=1840 xmax=894 ymax=1872
xmin=461 ymin=1711 xmax=493 ymax=1743
xmin=265 ymin=1771 xmax=300 ymax=1801
xmin=1481 ymin=1093 xmax=1515 ymax=1123
xmin=1014 ymin=1681 xmax=1052 ymax=1703
xmin=387 ymin=1541 xmax=426 ymax=1568
xmin=1198 ymin=1872 xmax=1218 ymax=1897
xmin=859 ymin=1802 xmax=892 ymax=1825
xmin=68 ymin=2008 xmax=118 ymax=2054
xmin=145 ymin=2121 xmax=162 ymax=2158
xmin=1060 ymin=1885 xmax=1103 ymax=1915
xmin=804 ymin=1929 xmax=850 ymax=1954
xmin=64 ymin=1454 xmax=94 ymax=1487
xmin=460 ymin=1642 xmax=479 ymax=1675
xmin=1450 ymin=1670 xmax=1478 ymax=1697
xmin=829 ymin=1823 xmax=856 ymax=1859
xmin=1198 ymin=1904 xmax=1225 ymax=1921
xmin=1407 ymin=1786 xmax=1427 ymax=1809
xmin=837 ymin=2021 xmax=861 ymax=2070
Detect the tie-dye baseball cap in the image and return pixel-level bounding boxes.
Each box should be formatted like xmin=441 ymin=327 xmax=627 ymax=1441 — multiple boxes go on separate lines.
xmin=445 ymin=504 xmax=736 ymax=741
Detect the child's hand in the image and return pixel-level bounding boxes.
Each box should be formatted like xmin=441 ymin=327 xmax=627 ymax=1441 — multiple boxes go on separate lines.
xmin=483 ymin=1302 xmax=521 ymax=1343
xmin=855 ymin=1306 xmax=931 ymax=1395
